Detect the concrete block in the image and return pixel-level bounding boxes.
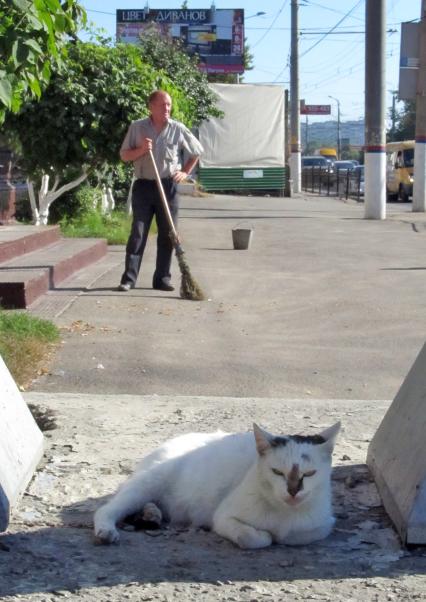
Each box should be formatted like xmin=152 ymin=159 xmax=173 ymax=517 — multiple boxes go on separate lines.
xmin=177 ymin=182 xmax=195 ymax=195
xmin=0 ymin=356 xmax=43 ymax=531
xmin=367 ymin=342 xmax=426 ymax=544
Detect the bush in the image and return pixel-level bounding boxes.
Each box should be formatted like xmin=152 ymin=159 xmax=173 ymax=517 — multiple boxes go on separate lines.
xmin=48 ymin=183 xmax=100 ymax=223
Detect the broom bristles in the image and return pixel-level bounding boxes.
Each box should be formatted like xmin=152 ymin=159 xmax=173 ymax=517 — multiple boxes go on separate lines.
xmin=176 ymin=251 xmax=205 ymax=301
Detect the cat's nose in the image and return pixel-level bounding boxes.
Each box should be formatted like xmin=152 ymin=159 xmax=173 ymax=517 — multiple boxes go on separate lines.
xmin=285 ymin=494 xmax=300 ymax=505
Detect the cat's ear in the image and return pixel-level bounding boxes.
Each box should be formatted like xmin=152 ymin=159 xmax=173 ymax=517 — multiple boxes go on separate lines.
xmin=253 ymin=423 xmax=273 ymax=455
xmin=319 ymin=421 xmax=341 ymax=455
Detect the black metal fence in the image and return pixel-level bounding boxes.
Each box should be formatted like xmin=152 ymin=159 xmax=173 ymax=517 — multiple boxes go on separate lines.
xmin=302 ymin=166 xmax=364 ymax=202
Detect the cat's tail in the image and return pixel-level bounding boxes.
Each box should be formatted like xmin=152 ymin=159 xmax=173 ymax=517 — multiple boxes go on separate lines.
xmin=94 ymin=473 xmax=158 ymax=544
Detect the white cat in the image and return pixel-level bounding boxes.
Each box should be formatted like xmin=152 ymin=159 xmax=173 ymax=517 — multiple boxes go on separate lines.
xmin=94 ymin=421 xmax=341 ymax=549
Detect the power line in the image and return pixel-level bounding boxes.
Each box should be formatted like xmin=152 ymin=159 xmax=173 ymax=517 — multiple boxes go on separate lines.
xmin=299 ymin=0 xmax=364 ymax=59
xmin=251 ymin=0 xmax=289 ymax=49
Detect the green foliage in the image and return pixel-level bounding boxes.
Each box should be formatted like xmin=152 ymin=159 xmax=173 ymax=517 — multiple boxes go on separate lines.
xmin=4 ymin=40 xmax=214 ymax=185
xmin=60 ymin=207 xmax=136 ymax=245
xmin=0 ymin=0 xmax=86 ymax=124
xmin=3 ymin=36 xmax=220 ymax=223
xmin=49 ymin=182 xmax=99 ymax=222
xmin=0 ymin=309 xmax=59 ymax=341
xmin=388 ymin=100 xmax=415 ymax=142
xmin=5 ymin=42 xmax=158 ymax=175
xmin=137 ymin=32 xmax=221 ymax=125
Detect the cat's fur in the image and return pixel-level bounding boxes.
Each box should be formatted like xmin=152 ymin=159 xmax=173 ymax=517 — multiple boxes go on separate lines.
xmin=94 ymin=421 xmax=340 ymax=549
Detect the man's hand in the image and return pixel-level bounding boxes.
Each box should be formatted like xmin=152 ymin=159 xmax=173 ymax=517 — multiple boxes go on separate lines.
xmin=140 ymin=138 xmax=152 ymax=155
xmin=120 ymin=138 xmax=152 ymax=163
xmin=172 ymin=170 xmax=188 ymax=183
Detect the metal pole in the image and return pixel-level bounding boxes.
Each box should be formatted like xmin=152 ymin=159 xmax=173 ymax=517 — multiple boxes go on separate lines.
xmin=305 ymin=114 xmax=308 ymax=152
xmin=329 ymin=95 xmax=341 ymax=159
xmin=413 ymin=0 xmax=426 ymax=212
xmin=364 ymin=0 xmax=386 ymax=220
xmin=290 ymin=0 xmax=301 ymax=193
xmin=337 ymin=100 xmax=341 ymax=159
xmin=284 ymin=89 xmax=290 ymax=164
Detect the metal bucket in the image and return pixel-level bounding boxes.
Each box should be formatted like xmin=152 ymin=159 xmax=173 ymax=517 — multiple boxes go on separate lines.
xmin=232 ymin=227 xmax=253 ymax=250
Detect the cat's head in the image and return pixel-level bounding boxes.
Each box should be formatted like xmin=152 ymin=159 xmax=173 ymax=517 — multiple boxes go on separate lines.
xmin=253 ymin=422 xmax=341 ymax=508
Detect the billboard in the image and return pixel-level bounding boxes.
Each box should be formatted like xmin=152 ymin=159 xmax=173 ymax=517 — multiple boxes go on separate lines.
xmin=116 ymin=8 xmax=245 ymax=74
xmin=399 ymin=21 xmax=419 ymax=100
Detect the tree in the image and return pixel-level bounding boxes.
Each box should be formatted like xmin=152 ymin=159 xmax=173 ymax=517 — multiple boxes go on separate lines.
xmin=4 ymin=41 xmax=209 ymax=224
xmin=388 ymin=100 xmax=415 ymax=142
xmin=0 ymin=0 xmax=86 ymax=125
xmin=137 ymin=32 xmax=221 ymax=125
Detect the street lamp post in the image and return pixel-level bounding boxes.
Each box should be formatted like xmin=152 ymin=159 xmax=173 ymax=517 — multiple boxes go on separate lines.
xmin=328 ymin=95 xmax=341 ymax=159
xmin=237 ymin=12 xmax=266 ymax=83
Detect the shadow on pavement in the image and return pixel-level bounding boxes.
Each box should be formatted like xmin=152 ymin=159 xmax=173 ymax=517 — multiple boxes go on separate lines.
xmin=1 ymin=465 xmax=425 ymax=597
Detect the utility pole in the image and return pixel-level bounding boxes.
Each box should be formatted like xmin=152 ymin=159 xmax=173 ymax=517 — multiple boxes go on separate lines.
xmin=284 ymin=89 xmax=290 ymax=164
xmin=329 ymin=95 xmax=341 ymax=159
xmin=364 ymin=0 xmax=386 ymax=220
xmin=284 ymin=89 xmax=291 ymax=196
xmin=305 ymin=114 xmax=308 ymax=152
xmin=290 ymin=0 xmax=301 ymax=193
xmin=413 ymin=0 xmax=426 ymax=212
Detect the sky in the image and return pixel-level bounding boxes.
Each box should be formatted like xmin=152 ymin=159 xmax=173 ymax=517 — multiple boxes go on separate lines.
xmin=78 ymin=0 xmax=421 ymax=124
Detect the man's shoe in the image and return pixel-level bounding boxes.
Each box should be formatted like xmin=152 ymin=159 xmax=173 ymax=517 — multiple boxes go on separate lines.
xmin=117 ymin=283 xmax=132 ymax=292
xmin=153 ymin=283 xmax=175 ymax=292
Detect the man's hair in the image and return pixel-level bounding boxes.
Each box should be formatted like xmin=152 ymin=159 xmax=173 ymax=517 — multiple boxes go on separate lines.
xmin=148 ymin=90 xmax=171 ymax=105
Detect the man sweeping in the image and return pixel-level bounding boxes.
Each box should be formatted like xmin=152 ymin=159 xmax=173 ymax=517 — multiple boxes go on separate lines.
xmin=118 ymin=90 xmax=203 ymax=293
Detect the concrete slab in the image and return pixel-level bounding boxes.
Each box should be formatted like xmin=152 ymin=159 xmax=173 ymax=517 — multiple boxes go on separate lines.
xmin=367 ymin=342 xmax=426 ymax=544
xmin=0 ymin=391 xmax=422 ymax=601
xmin=0 ymin=356 xmax=44 ymax=532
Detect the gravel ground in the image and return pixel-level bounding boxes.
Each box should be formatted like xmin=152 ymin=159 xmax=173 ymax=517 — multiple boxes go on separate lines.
xmin=1 ymin=393 xmax=425 ymax=602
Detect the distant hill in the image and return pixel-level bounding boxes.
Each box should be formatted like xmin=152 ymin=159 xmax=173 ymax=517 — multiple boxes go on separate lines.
xmin=301 ymin=119 xmax=364 ymax=150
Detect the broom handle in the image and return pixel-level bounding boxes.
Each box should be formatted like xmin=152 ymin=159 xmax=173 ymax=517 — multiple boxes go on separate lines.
xmin=148 ymin=149 xmax=179 ymax=244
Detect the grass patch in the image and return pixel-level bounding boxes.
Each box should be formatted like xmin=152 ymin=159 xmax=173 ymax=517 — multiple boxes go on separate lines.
xmin=60 ymin=209 xmax=158 ymax=245
xmin=0 ymin=310 xmax=60 ymax=389
xmin=60 ymin=210 xmax=133 ymax=245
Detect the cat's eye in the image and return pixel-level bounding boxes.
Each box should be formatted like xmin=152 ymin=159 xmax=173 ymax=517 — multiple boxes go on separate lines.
xmin=271 ymin=468 xmax=284 ymax=476
xmin=304 ymin=470 xmax=317 ymax=477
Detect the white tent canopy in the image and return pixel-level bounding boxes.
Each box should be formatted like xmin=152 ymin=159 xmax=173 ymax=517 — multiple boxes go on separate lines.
xmin=199 ymin=83 xmax=285 ymax=169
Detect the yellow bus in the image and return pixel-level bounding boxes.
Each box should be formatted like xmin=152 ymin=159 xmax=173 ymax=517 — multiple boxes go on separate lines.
xmin=386 ymin=140 xmax=414 ymax=202
xmin=315 ymin=147 xmax=337 ymax=163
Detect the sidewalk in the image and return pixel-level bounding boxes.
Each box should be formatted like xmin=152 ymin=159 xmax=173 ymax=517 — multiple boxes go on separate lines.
xmin=29 ymin=192 xmax=426 ymax=401
xmin=1 ymin=192 xmax=426 ymax=600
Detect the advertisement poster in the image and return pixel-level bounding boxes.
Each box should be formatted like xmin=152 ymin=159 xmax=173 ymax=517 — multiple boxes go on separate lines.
xmin=116 ymin=8 xmax=245 ymax=74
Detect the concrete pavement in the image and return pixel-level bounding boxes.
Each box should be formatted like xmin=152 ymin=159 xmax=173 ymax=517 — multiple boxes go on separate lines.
xmin=2 ymin=191 xmax=426 ymax=600
xmin=29 ymin=191 xmax=426 ymax=401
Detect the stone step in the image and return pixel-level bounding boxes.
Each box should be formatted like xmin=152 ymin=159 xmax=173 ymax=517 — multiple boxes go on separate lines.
xmin=0 ymin=225 xmax=61 ymax=263
xmin=0 ymin=237 xmax=107 ymax=308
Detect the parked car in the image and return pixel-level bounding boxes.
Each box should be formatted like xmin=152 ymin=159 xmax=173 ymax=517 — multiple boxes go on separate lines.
xmin=349 ymin=165 xmax=364 ymax=199
xmin=334 ymin=160 xmax=356 ymax=173
xmin=302 ymin=156 xmax=330 ymax=168
xmin=302 ymin=155 xmax=335 ymax=187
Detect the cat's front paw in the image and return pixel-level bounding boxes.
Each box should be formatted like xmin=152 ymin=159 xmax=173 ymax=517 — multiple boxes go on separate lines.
xmin=236 ymin=527 xmax=272 ymax=550
xmin=94 ymin=525 xmax=120 ymax=545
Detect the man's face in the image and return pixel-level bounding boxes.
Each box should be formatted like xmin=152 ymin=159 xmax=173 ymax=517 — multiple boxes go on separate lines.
xmin=149 ymin=94 xmax=172 ymax=123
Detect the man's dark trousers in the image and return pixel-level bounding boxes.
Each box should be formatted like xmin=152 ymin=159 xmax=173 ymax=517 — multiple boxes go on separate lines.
xmin=120 ymin=178 xmax=178 ymax=288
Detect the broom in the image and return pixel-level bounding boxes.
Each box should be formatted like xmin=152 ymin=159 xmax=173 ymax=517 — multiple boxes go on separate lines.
xmin=148 ymin=149 xmax=205 ymax=301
